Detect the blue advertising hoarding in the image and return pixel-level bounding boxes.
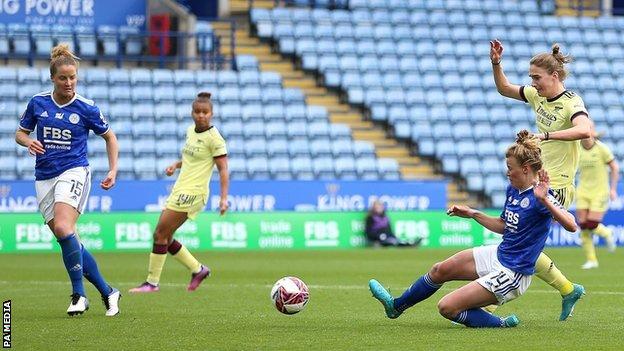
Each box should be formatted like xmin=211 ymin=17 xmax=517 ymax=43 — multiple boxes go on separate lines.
xmin=0 ymin=0 xmax=147 ymax=28
xmin=0 ymin=179 xmax=448 ymax=212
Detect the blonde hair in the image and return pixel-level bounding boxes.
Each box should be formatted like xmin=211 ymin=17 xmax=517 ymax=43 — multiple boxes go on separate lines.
xmin=506 ymin=130 xmax=542 ymax=172
xmin=529 ymin=43 xmax=572 ymax=81
xmin=50 ymin=43 xmax=79 ymax=77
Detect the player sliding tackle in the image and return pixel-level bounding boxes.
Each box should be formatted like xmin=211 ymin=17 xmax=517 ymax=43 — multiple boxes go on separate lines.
xmin=369 ymin=131 xmax=578 ymax=328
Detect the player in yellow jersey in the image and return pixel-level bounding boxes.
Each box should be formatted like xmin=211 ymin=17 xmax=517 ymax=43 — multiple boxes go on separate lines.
xmin=129 ymin=92 xmax=229 ymax=293
xmin=576 ymin=132 xmax=619 ymax=269
xmin=490 ymin=40 xmax=592 ymax=320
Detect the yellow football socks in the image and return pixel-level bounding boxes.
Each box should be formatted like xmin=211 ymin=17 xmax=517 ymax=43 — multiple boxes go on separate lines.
xmin=147 ymin=253 xmax=167 ymax=285
xmin=534 ymin=252 xmax=574 ymax=296
xmin=580 ymin=230 xmax=597 ymax=262
xmin=172 ymin=245 xmax=202 ymax=274
xmin=594 ymin=223 xmax=613 ymax=240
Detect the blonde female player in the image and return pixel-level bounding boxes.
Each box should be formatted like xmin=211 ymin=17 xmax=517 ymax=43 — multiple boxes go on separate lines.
xmin=15 ymin=44 xmax=121 ymax=316
xmin=129 ymin=92 xmax=229 ymax=293
xmin=576 ymin=133 xmax=619 ymax=269
xmin=369 ymin=131 xmax=577 ymax=328
xmin=490 ymin=40 xmax=591 ymax=320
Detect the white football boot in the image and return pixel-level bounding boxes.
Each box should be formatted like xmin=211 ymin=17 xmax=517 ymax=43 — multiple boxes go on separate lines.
xmin=103 ymin=288 xmax=121 ymax=317
xmin=67 ymin=293 xmax=89 ymax=316
xmin=581 ymin=260 xmax=599 ymax=269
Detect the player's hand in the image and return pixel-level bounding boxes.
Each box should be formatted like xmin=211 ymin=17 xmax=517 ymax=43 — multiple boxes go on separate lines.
xmin=100 ymin=170 xmax=117 ymax=190
xmin=610 ymin=188 xmax=618 ymax=201
xmin=165 ymin=164 xmax=177 ymax=176
xmin=219 ymin=198 xmax=229 ymax=216
xmin=534 ymin=169 xmax=550 ymax=202
xmin=489 ymin=39 xmax=504 ymax=64
xmin=27 ymin=139 xmax=45 ymax=155
xmin=447 ymin=205 xmax=475 ymax=218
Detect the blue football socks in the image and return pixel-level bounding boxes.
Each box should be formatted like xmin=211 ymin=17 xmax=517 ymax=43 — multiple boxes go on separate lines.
xmin=394 ymin=273 xmax=442 ymax=312
xmin=82 ymin=245 xmax=113 ymax=296
xmin=453 ymin=308 xmax=505 ymax=328
xmin=58 ymin=233 xmax=85 ymax=296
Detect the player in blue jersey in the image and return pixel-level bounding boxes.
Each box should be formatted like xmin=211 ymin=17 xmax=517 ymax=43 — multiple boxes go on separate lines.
xmin=15 ymin=44 xmax=121 ymax=316
xmin=369 ymin=131 xmax=578 ymax=327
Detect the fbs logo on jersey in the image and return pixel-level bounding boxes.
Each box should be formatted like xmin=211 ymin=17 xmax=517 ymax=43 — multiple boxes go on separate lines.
xmin=41 ymin=111 xmax=49 ymax=118
xmin=55 ymin=113 xmax=64 ymax=119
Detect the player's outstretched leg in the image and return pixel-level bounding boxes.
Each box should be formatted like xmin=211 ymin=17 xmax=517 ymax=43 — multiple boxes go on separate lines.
xmin=168 ymin=240 xmax=211 ymax=291
xmin=81 ymin=245 xmax=121 ymax=316
xmin=368 ymin=279 xmax=401 ymax=319
xmin=451 ymin=309 xmax=520 ymax=328
xmin=534 ymin=252 xmax=585 ymax=320
xmin=593 ymin=222 xmax=616 ymax=253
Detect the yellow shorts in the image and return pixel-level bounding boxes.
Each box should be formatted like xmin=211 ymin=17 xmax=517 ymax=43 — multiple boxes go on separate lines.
xmin=551 ymin=185 xmax=575 ymax=210
xmin=165 ymin=191 xmax=207 ymax=220
xmin=576 ymin=192 xmax=609 ymax=213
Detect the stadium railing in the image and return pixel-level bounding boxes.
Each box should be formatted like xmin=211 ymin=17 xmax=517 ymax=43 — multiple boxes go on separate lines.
xmin=249 ymin=0 xmax=349 ymax=9
xmin=0 ymin=20 xmax=237 ymax=70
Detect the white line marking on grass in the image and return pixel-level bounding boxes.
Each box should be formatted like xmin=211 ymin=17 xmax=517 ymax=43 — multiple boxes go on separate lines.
xmin=0 ymin=280 xmax=623 ymax=295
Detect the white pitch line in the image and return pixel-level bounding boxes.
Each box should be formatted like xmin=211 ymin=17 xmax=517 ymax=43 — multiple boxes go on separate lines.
xmin=0 ymin=280 xmax=623 ymax=296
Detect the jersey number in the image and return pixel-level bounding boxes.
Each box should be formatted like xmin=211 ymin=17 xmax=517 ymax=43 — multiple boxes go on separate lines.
xmin=492 ymin=272 xmax=509 ymax=289
xmin=70 ymin=180 xmax=83 ymax=197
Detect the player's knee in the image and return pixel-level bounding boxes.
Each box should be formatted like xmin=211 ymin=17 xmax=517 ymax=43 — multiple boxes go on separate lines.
xmin=585 ymin=220 xmax=599 ymax=230
xmin=437 ymin=298 xmax=458 ymax=319
xmin=53 ymin=221 xmax=74 ymax=237
xmin=429 ymin=262 xmax=449 ymax=282
xmin=153 ymin=226 xmax=171 ymax=243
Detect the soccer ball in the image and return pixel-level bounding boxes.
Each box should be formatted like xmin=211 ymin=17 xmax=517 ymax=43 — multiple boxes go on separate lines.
xmin=270 ymin=276 xmax=309 ymax=315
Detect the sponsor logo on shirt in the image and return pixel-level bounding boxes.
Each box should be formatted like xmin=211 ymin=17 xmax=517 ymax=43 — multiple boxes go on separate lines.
xmin=55 ymin=113 xmax=64 ymax=119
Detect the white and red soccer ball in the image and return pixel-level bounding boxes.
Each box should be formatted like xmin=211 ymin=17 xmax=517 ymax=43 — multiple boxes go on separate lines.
xmin=270 ymin=276 xmax=309 ymax=315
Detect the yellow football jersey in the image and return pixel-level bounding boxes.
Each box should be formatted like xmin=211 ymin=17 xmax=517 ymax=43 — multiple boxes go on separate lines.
xmin=577 ymin=140 xmax=615 ymax=195
xmin=521 ymin=86 xmax=588 ymax=189
xmin=171 ymin=125 xmax=227 ymax=195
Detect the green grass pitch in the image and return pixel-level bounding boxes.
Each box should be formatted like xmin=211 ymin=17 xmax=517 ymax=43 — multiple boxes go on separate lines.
xmin=1 ymin=248 xmax=623 ymax=350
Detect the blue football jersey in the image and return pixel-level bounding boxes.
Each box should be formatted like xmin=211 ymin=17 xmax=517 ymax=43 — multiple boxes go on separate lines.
xmin=19 ymin=92 xmax=109 ymax=180
xmin=497 ymin=185 xmax=563 ymax=275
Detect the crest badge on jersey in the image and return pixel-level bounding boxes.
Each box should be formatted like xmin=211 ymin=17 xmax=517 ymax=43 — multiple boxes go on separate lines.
xmin=520 ymin=197 xmax=530 ymax=208
xmin=69 ymin=113 xmax=80 ymax=124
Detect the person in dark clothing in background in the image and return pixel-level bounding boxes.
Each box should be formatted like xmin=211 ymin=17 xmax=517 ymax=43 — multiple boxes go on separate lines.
xmin=365 ymin=201 xmax=421 ymax=247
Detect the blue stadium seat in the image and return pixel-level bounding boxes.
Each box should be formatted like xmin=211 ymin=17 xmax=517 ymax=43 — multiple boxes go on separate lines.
xmin=8 ymin=23 xmax=31 ymax=55
xmin=260 ymin=72 xmax=282 ymax=87
xmin=75 ymin=26 xmax=97 ymax=57
xmin=97 ymin=25 xmax=119 ymax=56
xmin=155 ymin=138 xmax=179 ymax=157
xmin=247 ymin=156 xmax=271 ymax=180
xmin=269 ymin=157 xmax=291 ymax=180
xmin=31 ymin=24 xmax=53 ymax=56
xmin=133 ymin=157 xmax=157 ymax=180
xmin=108 ymin=70 xmax=131 ymax=86
xmin=267 ymin=138 xmax=289 ymax=157
xmin=291 ymin=156 xmax=314 ymax=179
xmin=245 ymin=138 xmax=267 ymax=157
xmin=173 ymin=70 xmax=196 ymax=87
xmin=335 ymin=156 xmax=357 ymax=179
xmin=310 ymin=139 xmax=332 ymax=157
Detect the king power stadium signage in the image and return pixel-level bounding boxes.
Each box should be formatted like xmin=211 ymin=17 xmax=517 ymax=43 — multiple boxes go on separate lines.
xmin=1 ymin=211 xmax=622 ymax=253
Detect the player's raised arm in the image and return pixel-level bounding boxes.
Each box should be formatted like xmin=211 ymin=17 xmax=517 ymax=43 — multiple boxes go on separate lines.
xmin=490 ymin=39 xmax=523 ymax=101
